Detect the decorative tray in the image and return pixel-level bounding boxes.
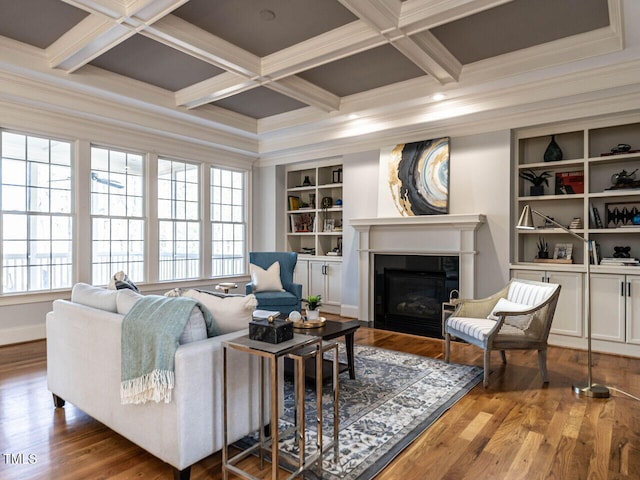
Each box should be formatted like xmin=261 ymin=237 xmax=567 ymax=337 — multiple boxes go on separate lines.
xmin=292 ymin=317 xmax=327 ymax=328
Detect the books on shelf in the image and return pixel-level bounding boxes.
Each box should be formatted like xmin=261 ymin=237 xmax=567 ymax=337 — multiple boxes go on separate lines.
xmin=599 ymin=257 xmax=640 ymax=266
xmin=589 ymin=203 xmax=603 ymax=229
xmin=288 ymin=196 xmax=300 ymax=211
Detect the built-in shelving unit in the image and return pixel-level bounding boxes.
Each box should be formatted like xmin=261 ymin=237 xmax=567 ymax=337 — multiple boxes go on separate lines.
xmin=513 ymin=115 xmax=640 ymax=268
xmin=512 ymin=113 xmax=640 ymax=357
xmin=285 ymin=161 xmax=343 ymax=258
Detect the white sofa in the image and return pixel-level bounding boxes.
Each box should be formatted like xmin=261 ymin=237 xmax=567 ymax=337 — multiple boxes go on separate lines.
xmin=46 ymin=285 xmax=275 ymax=480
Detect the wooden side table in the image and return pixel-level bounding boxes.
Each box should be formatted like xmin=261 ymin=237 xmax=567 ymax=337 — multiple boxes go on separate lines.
xmin=222 ymin=334 xmax=324 ymax=480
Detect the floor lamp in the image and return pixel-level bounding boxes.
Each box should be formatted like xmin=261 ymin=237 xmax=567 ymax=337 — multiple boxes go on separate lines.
xmin=517 ymin=205 xmax=610 ymax=398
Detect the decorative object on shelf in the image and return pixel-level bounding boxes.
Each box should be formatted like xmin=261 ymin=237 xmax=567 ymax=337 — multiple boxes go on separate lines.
xmin=607 ymin=168 xmax=640 ymax=190
xmin=613 ymin=246 xmax=631 ymax=258
xmin=321 ymin=196 xmax=333 ymax=209
xmin=288 ymin=310 xmax=302 ymax=322
xmin=290 ymin=212 xmax=315 ymax=232
xmin=299 ymin=247 xmax=316 ymax=255
xmin=335 ymin=198 xmax=342 ymax=206
xmin=634 ymin=213 xmax=640 ymax=225
xmin=543 ymin=135 xmax=563 ymax=162
xmin=302 ymin=294 xmax=322 ymax=320
xmin=611 ymin=143 xmax=631 ymax=153
xmin=517 ymin=204 xmax=610 ymax=398
xmin=309 ymin=193 xmax=316 ymax=208
xmin=519 ymin=169 xmax=551 ymax=196
xmin=536 ymin=236 xmax=549 ymax=259
xmin=555 ymin=171 xmax=584 ymax=194
xmin=605 ymin=201 xmax=640 ymax=227
xmin=553 ymin=243 xmax=573 ymax=261
xmin=302 ymin=175 xmax=312 ymax=186
xmin=384 ymin=137 xmax=449 ymax=216
xmin=324 ymin=218 xmax=335 ymax=232
xmin=332 ymin=167 xmax=343 ymax=183
xmin=590 ymin=203 xmax=604 ymax=228
xmin=569 ymin=217 xmax=582 ymax=229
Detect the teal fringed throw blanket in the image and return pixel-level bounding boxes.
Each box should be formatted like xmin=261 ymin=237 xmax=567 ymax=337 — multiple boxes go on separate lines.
xmin=120 ymin=295 xmax=215 ymax=405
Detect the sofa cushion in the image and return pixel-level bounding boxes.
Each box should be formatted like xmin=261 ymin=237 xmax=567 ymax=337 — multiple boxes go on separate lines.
xmin=253 ymin=291 xmax=299 ymax=307
xmin=249 ymin=262 xmax=284 ymax=292
xmin=181 ymin=289 xmax=257 ymax=335
xmin=487 ymin=298 xmax=533 ymax=331
xmin=71 ymin=283 xmax=118 ymax=313
xmin=117 ymin=289 xmax=207 ymax=344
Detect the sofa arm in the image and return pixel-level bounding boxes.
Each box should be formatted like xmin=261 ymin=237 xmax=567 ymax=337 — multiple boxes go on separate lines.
xmin=290 ymin=282 xmax=302 ymax=300
xmin=245 ymin=282 xmax=255 ymax=295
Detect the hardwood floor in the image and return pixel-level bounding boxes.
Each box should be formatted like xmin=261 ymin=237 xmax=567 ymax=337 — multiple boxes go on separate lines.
xmin=1 ymin=326 xmax=639 ymax=479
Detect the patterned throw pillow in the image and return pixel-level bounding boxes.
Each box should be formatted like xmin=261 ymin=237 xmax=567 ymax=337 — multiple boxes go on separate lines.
xmin=108 ymin=271 xmax=139 ymax=292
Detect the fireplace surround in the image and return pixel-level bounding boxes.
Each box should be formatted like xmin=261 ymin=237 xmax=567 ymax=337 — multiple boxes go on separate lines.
xmin=350 ymin=214 xmax=486 ymax=326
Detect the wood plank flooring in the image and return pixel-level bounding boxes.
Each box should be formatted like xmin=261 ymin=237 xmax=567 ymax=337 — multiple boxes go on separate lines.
xmin=1 ymin=324 xmax=639 ymax=479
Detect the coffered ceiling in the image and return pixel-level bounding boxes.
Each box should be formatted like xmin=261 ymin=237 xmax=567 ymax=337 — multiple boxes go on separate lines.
xmin=0 ymin=0 xmax=635 ymax=163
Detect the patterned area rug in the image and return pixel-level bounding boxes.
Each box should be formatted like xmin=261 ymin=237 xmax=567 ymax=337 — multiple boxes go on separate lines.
xmin=246 ymin=343 xmax=483 ymax=480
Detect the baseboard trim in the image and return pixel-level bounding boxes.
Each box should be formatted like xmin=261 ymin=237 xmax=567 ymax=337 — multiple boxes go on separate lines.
xmin=0 ymin=324 xmax=46 ymax=346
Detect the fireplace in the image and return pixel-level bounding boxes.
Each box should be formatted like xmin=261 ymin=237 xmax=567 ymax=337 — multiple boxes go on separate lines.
xmin=350 ymin=214 xmax=485 ymax=326
xmin=374 ymin=254 xmax=459 ymax=338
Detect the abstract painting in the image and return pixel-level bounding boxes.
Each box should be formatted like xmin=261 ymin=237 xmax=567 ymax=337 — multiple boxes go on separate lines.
xmin=385 ymin=137 xmax=450 ymax=216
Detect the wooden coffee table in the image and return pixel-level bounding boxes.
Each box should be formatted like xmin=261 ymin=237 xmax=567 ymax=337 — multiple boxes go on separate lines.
xmin=292 ymin=319 xmax=360 ymax=381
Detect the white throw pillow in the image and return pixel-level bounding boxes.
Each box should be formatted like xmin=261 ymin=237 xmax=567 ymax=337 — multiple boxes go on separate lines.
xmin=71 ymin=283 xmax=118 ymax=313
xmin=117 ymin=289 xmax=207 ymax=344
xmin=249 ymin=262 xmax=285 ymax=292
xmin=487 ymin=297 xmax=534 ymax=331
xmin=182 ymin=289 xmax=257 ymax=335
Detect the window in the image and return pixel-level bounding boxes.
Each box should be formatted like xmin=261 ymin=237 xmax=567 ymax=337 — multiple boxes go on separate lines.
xmin=90 ymin=146 xmax=145 ymax=285
xmin=211 ymin=167 xmax=246 ymax=276
xmin=158 ymin=159 xmax=200 ymax=280
xmin=1 ymin=131 xmax=73 ymax=293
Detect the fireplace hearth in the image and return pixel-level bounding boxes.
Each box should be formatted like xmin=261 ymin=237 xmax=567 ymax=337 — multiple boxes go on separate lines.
xmin=374 ymin=255 xmax=458 ymax=338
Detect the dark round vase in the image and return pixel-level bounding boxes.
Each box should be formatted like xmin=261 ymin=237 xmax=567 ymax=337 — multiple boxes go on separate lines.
xmin=544 ymin=135 xmax=563 ymax=162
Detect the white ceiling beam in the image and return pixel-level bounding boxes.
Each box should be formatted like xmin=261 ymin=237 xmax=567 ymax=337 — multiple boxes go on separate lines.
xmin=396 ymin=30 xmax=462 ymax=82
xmin=399 ymin=0 xmax=514 ymax=35
xmin=266 ymin=76 xmax=341 ymax=112
xmin=263 ymin=21 xmax=386 ymax=79
xmin=47 ymin=14 xmax=134 ymax=72
xmin=49 ymin=0 xmax=186 ymax=72
xmin=175 ymin=72 xmax=257 ymax=109
xmin=142 ymin=15 xmax=261 ymax=77
xmin=337 ymin=0 xmax=403 ymax=32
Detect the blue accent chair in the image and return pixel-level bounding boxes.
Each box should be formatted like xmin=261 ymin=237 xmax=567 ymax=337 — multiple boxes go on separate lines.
xmin=246 ymin=252 xmax=302 ymax=315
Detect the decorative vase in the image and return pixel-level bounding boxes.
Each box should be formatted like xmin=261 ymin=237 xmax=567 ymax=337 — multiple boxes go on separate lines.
xmin=302 ymin=175 xmax=311 ymax=186
xmin=306 ymin=308 xmax=320 ymax=321
xmin=537 ymin=251 xmax=549 ymax=259
xmin=544 ymin=135 xmax=563 ymax=162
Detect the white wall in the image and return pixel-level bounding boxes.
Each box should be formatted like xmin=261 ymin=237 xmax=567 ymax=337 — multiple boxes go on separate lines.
xmin=338 ymin=130 xmax=512 ymax=319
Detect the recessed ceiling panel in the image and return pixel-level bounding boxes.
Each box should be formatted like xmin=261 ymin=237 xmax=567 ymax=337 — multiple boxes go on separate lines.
xmin=173 ymin=0 xmax=357 ymax=56
xmin=298 ymin=44 xmax=426 ymax=97
xmin=90 ymin=34 xmax=225 ymax=91
xmin=431 ymin=0 xmax=610 ymax=64
xmin=0 ymin=0 xmax=88 ymax=49
xmin=212 ymin=87 xmax=307 ymax=119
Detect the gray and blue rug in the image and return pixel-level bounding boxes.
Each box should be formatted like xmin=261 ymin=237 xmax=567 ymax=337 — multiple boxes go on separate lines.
xmin=247 ymin=343 xmax=483 ymax=480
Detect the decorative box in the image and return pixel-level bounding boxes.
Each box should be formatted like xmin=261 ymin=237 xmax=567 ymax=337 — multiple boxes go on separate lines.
xmin=249 ymin=318 xmax=293 ymax=344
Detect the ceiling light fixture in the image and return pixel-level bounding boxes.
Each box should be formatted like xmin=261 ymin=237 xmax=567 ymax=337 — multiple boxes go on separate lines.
xmin=348 ymin=114 xmax=359 ymax=120
xmin=433 ymin=93 xmax=446 ymax=101
xmin=259 ymin=9 xmax=276 ymax=21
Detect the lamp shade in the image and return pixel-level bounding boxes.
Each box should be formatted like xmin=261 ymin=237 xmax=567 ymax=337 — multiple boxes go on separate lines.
xmin=517 ymin=204 xmax=535 ymax=230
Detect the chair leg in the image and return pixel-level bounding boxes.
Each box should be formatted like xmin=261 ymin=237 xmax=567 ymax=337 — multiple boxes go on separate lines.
xmin=538 ymin=349 xmax=549 ymax=383
xmin=483 ymin=349 xmax=490 ymax=388
xmin=444 ymin=333 xmax=451 ymax=363
xmin=500 ymin=350 xmax=507 ymax=364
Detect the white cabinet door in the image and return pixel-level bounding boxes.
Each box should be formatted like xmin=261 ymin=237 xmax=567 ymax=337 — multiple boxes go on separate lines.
xmin=294 ymin=259 xmax=309 ymax=299
xmin=547 ymin=271 xmax=584 ymax=337
xmin=590 ymin=273 xmax=625 ymax=343
xmin=511 ymin=270 xmax=583 ymax=337
xmin=324 ymin=261 xmax=342 ymax=306
xmin=626 ymin=275 xmax=640 ymax=345
xmin=308 ymin=260 xmax=325 ymax=301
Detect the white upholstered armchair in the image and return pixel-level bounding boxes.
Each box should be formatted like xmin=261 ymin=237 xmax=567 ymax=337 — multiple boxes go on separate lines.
xmin=444 ymin=278 xmax=561 ymax=388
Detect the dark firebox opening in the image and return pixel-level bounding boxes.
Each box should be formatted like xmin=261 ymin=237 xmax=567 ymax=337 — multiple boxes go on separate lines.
xmin=374 ymin=254 xmax=459 ymax=338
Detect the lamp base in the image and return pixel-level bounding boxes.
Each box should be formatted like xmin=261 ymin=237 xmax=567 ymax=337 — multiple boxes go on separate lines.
xmin=572 ymin=383 xmax=610 ymax=398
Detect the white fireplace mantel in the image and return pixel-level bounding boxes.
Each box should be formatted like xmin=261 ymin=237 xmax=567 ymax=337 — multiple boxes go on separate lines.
xmin=350 ymin=213 xmax=486 ymax=323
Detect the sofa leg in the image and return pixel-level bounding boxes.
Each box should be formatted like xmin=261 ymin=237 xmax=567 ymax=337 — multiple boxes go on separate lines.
xmin=173 ymin=466 xmax=190 ymax=480
xmin=483 ymin=350 xmax=490 ymax=388
xmin=444 ymin=333 xmax=451 ymax=363
xmin=500 ymin=350 xmax=507 ymax=364
xmin=52 ymin=393 xmax=66 ymax=408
